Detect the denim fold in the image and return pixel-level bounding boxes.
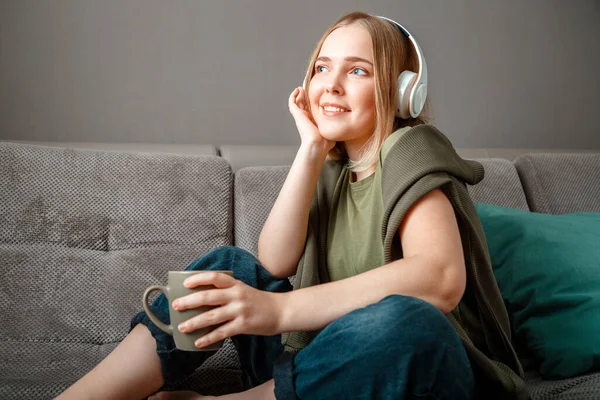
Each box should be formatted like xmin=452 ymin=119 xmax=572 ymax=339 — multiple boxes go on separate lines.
xmin=131 ymin=246 xmax=474 ymax=399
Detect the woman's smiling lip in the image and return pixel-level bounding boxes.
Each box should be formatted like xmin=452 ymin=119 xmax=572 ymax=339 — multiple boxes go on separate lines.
xmin=321 ymin=102 xmax=350 ymax=110
xmin=320 ymin=102 xmax=351 ymax=116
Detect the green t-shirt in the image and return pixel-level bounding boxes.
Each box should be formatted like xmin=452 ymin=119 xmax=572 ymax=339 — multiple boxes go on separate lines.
xmin=326 ymin=126 xmax=411 ymax=281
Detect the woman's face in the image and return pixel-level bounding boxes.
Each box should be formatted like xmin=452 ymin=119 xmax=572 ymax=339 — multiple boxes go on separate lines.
xmin=308 ymin=23 xmax=376 ymax=159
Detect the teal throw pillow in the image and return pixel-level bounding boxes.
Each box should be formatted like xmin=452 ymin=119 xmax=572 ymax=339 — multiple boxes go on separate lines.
xmin=475 ymin=203 xmax=600 ymax=378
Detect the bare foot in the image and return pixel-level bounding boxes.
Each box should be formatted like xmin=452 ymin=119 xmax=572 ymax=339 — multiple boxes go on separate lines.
xmin=149 ymin=390 xmax=216 ymax=400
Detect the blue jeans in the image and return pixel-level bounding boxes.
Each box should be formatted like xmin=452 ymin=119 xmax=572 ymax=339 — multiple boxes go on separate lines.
xmin=131 ymin=246 xmax=475 ymax=399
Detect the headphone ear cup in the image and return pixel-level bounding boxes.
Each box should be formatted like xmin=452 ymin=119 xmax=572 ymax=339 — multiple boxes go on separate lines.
xmin=410 ymin=83 xmax=427 ymax=118
xmin=396 ymin=70 xmax=417 ymax=119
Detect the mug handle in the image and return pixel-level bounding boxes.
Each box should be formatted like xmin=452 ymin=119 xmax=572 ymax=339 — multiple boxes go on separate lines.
xmin=142 ymin=286 xmax=173 ymax=335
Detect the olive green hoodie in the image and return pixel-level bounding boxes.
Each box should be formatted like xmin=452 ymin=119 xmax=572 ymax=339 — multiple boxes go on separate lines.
xmin=281 ymin=124 xmax=527 ymax=399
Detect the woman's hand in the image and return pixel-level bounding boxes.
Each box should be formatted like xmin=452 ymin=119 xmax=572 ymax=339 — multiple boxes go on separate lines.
xmin=172 ymin=272 xmax=284 ymax=349
xmin=288 ymin=86 xmax=335 ymax=154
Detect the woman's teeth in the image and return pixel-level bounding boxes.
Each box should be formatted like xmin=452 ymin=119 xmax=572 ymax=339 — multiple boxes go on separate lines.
xmin=323 ymin=106 xmax=348 ymax=112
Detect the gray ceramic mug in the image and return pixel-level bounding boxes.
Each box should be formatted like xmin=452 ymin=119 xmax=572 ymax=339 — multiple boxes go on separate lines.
xmin=142 ymin=270 xmax=233 ymax=351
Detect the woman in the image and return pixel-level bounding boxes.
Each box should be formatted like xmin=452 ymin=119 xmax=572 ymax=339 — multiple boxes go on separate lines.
xmin=59 ymin=11 xmax=526 ymax=400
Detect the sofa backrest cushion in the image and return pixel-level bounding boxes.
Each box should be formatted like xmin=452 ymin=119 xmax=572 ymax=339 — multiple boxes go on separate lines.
xmin=0 ymin=143 xmax=233 ymax=343
xmin=514 ymin=153 xmax=600 ymax=213
xmin=234 ymin=166 xmax=288 ymax=256
xmin=233 ymin=158 xmax=528 ymax=257
xmin=467 ymin=159 xmax=530 ymax=210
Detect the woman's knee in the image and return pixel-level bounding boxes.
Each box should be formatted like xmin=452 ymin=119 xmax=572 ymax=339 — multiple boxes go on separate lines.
xmin=184 ymin=246 xmax=257 ymax=273
xmin=321 ymin=295 xmax=464 ymax=364
xmin=339 ymin=295 xmax=447 ymax=331
xmin=183 ymin=246 xmax=291 ymax=292
xmin=293 ymin=295 xmax=474 ymax=398
xmin=378 ymin=294 xmax=457 ymax=340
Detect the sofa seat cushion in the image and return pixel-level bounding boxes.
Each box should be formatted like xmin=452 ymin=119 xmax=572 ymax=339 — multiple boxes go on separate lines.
xmin=0 ymin=340 xmax=241 ymax=399
xmin=525 ymin=368 xmax=600 ymax=400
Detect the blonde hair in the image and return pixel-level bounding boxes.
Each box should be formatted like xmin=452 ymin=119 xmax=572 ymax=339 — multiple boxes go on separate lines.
xmin=303 ymin=11 xmax=433 ymax=172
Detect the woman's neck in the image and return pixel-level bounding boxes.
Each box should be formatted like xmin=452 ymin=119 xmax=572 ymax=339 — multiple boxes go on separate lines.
xmin=350 ymin=166 xmax=376 ymax=183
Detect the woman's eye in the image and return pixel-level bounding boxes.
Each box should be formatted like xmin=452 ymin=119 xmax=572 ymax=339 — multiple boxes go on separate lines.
xmin=316 ymin=65 xmax=328 ymax=73
xmin=352 ymin=68 xmax=367 ymax=76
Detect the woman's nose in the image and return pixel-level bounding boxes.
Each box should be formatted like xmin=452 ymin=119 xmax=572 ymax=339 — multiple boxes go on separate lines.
xmin=324 ymin=82 xmax=343 ymax=95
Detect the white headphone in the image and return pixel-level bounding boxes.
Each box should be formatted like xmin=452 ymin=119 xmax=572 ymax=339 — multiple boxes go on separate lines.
xmin=377 ymin=16 xmax=428 ymax=119
xmin=304 ymin=16 xmax=428 ymax=119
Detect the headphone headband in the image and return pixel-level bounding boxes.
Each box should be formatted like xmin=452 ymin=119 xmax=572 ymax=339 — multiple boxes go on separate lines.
xmin=376 ymin=16 xmax=428 ymax=118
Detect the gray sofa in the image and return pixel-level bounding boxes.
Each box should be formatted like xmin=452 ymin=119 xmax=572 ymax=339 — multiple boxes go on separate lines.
xmin=1 ymin=140 xmax=599 ymax=399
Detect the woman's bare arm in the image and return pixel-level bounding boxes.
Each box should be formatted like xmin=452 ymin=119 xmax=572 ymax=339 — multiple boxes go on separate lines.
xmin=257 ymin=143 xmax=328 ymax=279
xmin=258 ymin=87 xmax=334 ymax=279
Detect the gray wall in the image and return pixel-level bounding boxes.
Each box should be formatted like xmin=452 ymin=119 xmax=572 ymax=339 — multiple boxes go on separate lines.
xmin=1 ymin=0 xmax=599 ymax=148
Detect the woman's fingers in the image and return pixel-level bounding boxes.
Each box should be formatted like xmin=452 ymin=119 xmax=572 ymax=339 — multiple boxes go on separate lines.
xmin=194 ymin=318 xmax=240 ymax=349
xmin=177 ymin=303 xmax=237 ymax=334
xmin=287 ymin=86 xmax=333 ymax=151
xmin=296 ymin=87 xmax=307 ymax=110
xmin=288 ymin=87 xmax=301 ymax=113
xmin=183 ymin=271 xmax=235 ymax=289
xmin=289 ymin=86 xmax=310 ymax=112
xmin=173 ymin=287 xmax=229 ymax=310
xmin=289 ymin=87 xmax=318 ymax=129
